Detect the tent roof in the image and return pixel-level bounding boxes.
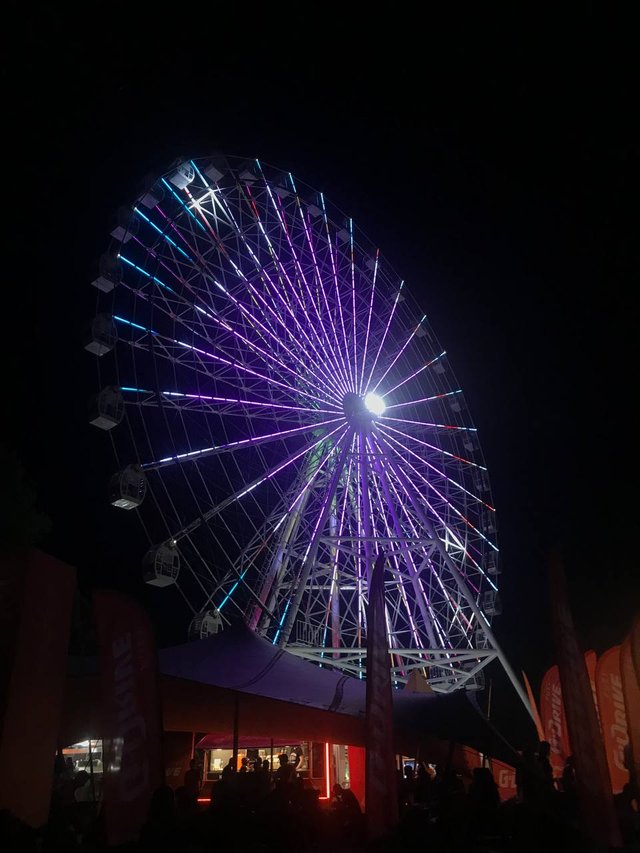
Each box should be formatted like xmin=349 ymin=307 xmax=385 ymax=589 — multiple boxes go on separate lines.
xmin=157 ymin=622 xmax=520 ymax=765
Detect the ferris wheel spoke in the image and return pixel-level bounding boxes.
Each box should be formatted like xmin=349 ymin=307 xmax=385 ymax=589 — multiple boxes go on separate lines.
xmin=378 ymin=421 xmax=487 ymax=471
xmin=364 ymin=283 xmax=404 ymax=393
xmin=240 ymin=437 xmax=352 ymax=627
xmin=205 ymin=182 xmax=351 ymax=401
xmin=357 ymin=249 xmax=380 ymax=394
xmin=368 ymin=442 xmax=448 ymax=650
xmin=370 ymin=429 xmax=484 ymax=570
xmin=371 ymin=441 xmax=475 ymax=647
xmin=382 ymin=351 xmax=447 ymax=397
xmin=367 ymin=454 xmax=436 ymax=651
xmin=316 ymin=194 xmax=357 ymax=392
xmin=275 ymin=432 xmax=354 ymax=646
xmin=384 ymin=388 xmax=463 ymax=411
xmin=156 ymin=174 xmax=347 ymax=403
xmin=163 ymin=422 xmax=349 ymax=546
xmin=116 ymin=254 xmax=344 ymax=406
xmin=380 ymin=414 xmax=478 ymax=433
xmin=377 ymin=423 xmax=494 ymax=511
xmin=138 ymin=416 xmax=345 ymax=472
xmin=370 ymin=314 xmax=428 ymax=393
xmin=254 ymin=172 xmax=354 ymax=393
xmin=372 ymin=430 xmax=494 ymax=605
xmin=113 ymin=316 xmax=341 ymax=410
xmin=293 ymin=193 xmax=356 ymax=392
xmin=379 ymin=425 xmax=494 ymax=513
xmin=120 ymin=387 xmax=340 ymax=418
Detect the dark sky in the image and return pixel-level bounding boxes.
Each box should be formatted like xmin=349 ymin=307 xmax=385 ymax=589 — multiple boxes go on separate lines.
xmin=4 ymin=5 xmax=637 ymax=744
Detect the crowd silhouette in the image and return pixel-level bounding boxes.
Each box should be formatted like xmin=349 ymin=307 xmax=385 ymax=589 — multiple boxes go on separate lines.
xmin=1 ymin=741 xmax=639 ymax=852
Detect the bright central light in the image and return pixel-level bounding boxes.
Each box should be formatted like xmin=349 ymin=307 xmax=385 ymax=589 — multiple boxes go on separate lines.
xmin=364 ymin=392 xmax=386 ymax=416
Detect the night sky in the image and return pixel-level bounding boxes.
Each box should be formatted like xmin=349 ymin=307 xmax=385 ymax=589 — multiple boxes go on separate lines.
xmin=4 ymin=6 xmax=637 ymax=745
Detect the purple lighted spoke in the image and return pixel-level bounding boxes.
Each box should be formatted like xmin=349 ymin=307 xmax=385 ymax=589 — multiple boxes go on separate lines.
xmin=384 ymin=352 xmax=446 ymax=396
xmin=297 ymin=203 xmax=354 ymax=392
xmin=320 ymin=193 xmax=356 ymax=391
xmin=183 ymin=175 xmax=344 ymax=399
xmin=367 ymin=448 xmax=433 ymax=650
xmin=364 ymin=282 xmax=403 ymax=393
xmin=186 ymin=191 xmax=348 ymax=404
xmin=377 ymin=422 xmax=495 ymax=512
xmin=262 ymin=178 xmax=353 ymax=393
xmin=385 ymin=389 xmax=462 ymax=411
xmin=122 ymin=260 xmax=344 ymax=406
xmin=380 ymin=422 xmax=492 ymax=478
xmin=207 ymin=186 xmax=349 ymax=402
xmin=117 ymin=321 xmax=341 ymax=411
xmin=372 ymin=428 xmax=494 ymax=566
xmin=371 ymin=315 xmax=427 ymax=394
xmin=277 ymin=432 xmax=355 ymax=645
xmin=381 ymin=415 xmax=477 ymax=432
xmin=151 ymin=390 xmax=341 ymax=416
xmin=210 ymin=178 xmax=347 ymax=398
xmin=369 ymin=432 xmax=476 ymax=641
xmin=326 ymin=452 xmax=354 ymax=652
xmin=248 ymin=436 xmax=350 ymax=632
xmin=349 ymin=219 xmax=358 ymax=390
xmin=170 ymin=422 xmax=350 ymax=545
xmin=366 ymin=432 xmax=448 ymax=647
xmin=246 ymin=186 xmax=351 ymax=397
xmin=358 ymin=249 xmax=379 ymax=394
xmin=141 ymin=416 xmax=346 ymax=471
xmin=136 ymin=202 xmax=344 ymax=406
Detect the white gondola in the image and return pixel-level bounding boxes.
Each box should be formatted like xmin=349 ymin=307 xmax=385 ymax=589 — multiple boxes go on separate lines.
xmin=204 ymin=160 xmax=225 ymax=183
xmin=110 ymin=206 xmax=139 ymax=243
xmin=486 ymin=552 xmax=501 ymax=575
xmin=109 ymin=465 xmax=146 ymax=509
xmin=89 ymin=386 xmax=124 ymax=430
xmin=463 ymin=434 xmax=477 ymax=452
xmin=84 ymin=314 xmax=117 ymax=356
xmin=139 ymin=178 xmax=164 ymax=209
xmin=482 ymin=590 xmax=502 ymax=616
xmin=91 ymin=253 xmax=122 ymax=293
xmin=143 ymin=543 xmax=180 ymax=587
xmin=474 ymin=627 xmax=490 ymax=649
xmin=464 ymin=668 xmax=486 ymax=691
xmin=189 ymin=608 xmax=223 ymax=640
xmin=169 ymin=161 xmax=195 ymax=189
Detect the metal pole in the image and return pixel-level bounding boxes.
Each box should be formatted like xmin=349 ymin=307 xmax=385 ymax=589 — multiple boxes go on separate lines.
xmin=232 ymin=693 xmax=239 ymax=771
xmin=87 ymin=737 xmax=96 ymax=809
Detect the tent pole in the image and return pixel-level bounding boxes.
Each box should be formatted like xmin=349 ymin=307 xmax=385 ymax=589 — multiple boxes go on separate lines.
xmin=232 ymin=693 xmax=239 ymax=770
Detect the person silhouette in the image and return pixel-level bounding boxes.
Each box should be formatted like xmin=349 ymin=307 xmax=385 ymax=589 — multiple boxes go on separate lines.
xmin=183 ymin=758 xmax=201 ymax=802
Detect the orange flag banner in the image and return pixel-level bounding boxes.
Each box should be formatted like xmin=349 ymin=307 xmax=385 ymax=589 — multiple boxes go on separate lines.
xmin=539 ymin=664 xmax=570 ymax=780
xmin=595 ymin=645 xmax=630 ymax=794
xmin=522 ymin=670 xmax=545 ymax=742
xmin=549 ymin=552 xmax=621 ymax=848
xmin=620 ymin=631 xmax=640 ymax=789
xmin=491 ymin=758 xmax=517 ymax=802
xmin=584 ymin=649 xmax=599 ymax=724
xmin=631 ymin=614 xmax=640 ymax=701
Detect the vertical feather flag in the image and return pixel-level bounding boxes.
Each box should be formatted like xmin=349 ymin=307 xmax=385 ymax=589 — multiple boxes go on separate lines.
xmin=549 ymin=551 xmax=621 ymax=848
xmin=365 ymin=551 xmax=398 ymax=840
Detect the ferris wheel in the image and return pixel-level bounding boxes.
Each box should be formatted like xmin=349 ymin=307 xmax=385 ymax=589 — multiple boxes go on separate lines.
xmin=86 ymin=153 xmax=530 ymax=708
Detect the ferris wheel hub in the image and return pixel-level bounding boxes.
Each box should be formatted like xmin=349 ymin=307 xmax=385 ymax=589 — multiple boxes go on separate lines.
xmin=342 ymin=392 xmax=385 ymax=423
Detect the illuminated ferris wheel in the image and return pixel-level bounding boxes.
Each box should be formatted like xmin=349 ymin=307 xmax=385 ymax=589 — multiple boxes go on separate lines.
xmin=86 ymin=153 xmax=529 ymax=706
